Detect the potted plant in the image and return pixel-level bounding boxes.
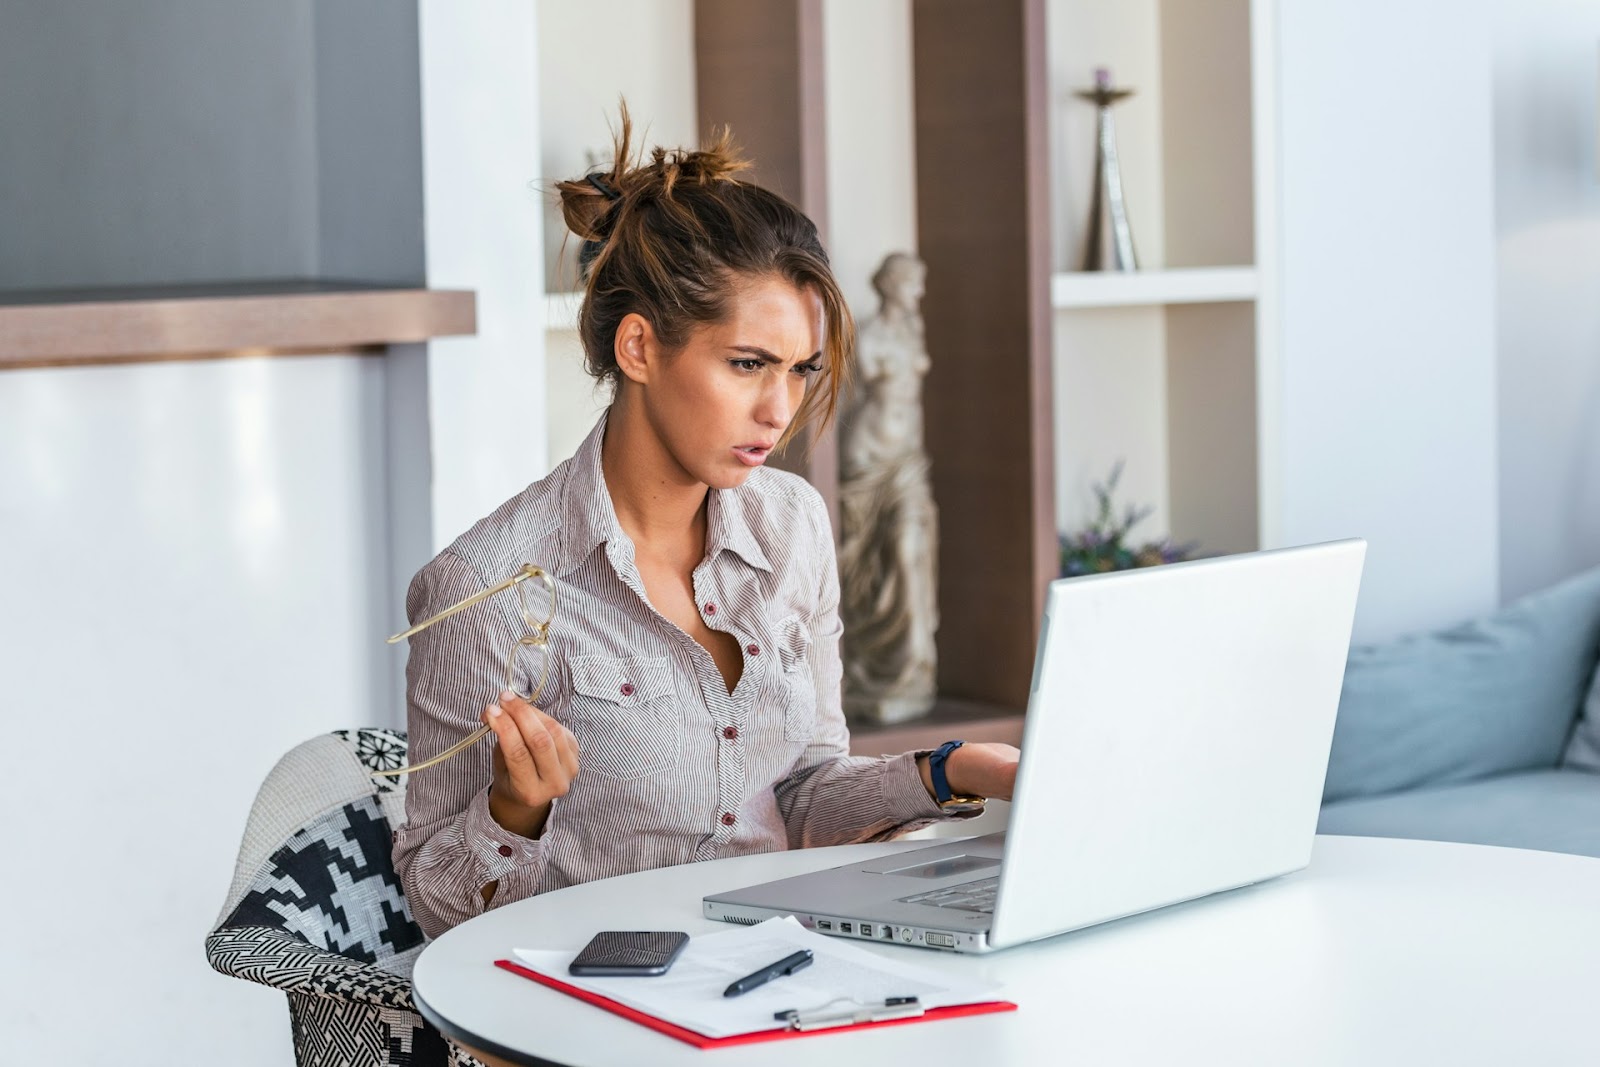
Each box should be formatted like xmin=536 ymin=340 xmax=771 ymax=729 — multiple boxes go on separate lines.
xmin=1059 ymin=461 xmax=1200 ymax=577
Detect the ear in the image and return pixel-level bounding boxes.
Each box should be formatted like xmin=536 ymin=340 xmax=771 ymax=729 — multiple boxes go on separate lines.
xmin=613 ymin=312 xmax=660 ymax=386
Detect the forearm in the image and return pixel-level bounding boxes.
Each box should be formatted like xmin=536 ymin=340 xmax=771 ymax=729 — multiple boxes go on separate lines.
xmin=395 ymin=788 xmax=546 ymax=939
xmin=775 ymin=751 xmax=945 ymax=847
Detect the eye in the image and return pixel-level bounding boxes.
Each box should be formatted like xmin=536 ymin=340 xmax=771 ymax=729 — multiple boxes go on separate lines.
xmin=792 ymin=361 xmax=824 ymax=378
xmin=729 ymin=358 xmax=765 ymax=373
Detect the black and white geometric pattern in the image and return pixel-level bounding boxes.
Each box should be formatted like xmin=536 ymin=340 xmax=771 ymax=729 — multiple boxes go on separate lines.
xmin=207 ymin=729 xmax=487 ymax=1067
xmin=225 ymin=794 xmax=424 ymax=963
xmin=334 ymin=727 xmax=409 ymax=794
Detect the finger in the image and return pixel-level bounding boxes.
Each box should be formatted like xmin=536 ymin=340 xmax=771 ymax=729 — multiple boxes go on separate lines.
xmin=526 ymin=704 xmax=579 ymax=780
xmin=501 ymin=691 xmax=564 ymax=788
xmin=552 ymin=722 xmax=580 ymax=779
xmin=485 ymin=702 xmax=539 ymax=788
xmin=503 ymin=690 xmax=573 ymax=783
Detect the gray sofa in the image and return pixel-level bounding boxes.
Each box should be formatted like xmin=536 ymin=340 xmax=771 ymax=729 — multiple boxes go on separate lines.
xmin=1317 ymin=565 xmax=1600 ymax=858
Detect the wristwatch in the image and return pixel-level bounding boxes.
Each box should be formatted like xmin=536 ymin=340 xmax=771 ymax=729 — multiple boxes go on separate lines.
xmin=928 ymin=740 xmax=986 ymax=815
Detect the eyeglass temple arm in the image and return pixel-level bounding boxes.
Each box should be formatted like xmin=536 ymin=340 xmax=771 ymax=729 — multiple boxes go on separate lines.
xmin=372 ymin=564 xmax=553 ymax=780
xmin=386 ymin=564 xmax=547 ymax=644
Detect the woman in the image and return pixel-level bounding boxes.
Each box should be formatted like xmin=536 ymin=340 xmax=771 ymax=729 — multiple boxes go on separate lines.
xmin=393 ymin=112 xmax=1021 ymax=939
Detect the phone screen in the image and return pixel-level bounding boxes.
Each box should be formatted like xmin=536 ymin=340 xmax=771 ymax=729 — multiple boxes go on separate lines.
xmin=568 ymin=930 xmax=690 ymax=976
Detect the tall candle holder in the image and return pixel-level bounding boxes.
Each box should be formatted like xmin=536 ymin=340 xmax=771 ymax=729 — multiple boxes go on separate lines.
xmin=1077 ymin=67 xmax=1139 ymax=272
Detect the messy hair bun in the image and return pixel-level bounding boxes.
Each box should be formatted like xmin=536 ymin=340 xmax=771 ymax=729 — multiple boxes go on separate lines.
xmin=553 ymin=101 xmax=853 ymax=457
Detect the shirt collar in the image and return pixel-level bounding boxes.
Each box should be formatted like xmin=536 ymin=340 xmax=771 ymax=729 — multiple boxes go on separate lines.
xmin=552 ymin=408 xmax=773 ymax=578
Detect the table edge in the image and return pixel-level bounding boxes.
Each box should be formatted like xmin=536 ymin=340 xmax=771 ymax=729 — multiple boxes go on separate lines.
xmin=416 ymin=984 xmax=572 ymax=1067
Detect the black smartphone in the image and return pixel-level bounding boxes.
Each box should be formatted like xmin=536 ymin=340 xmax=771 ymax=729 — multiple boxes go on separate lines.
xmin=567 ymin=931 xmax=690 ymax=977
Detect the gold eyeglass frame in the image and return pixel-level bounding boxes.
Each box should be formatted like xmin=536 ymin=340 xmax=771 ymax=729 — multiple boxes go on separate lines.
xmin=371 ymin=564 xmax=557 ymax=779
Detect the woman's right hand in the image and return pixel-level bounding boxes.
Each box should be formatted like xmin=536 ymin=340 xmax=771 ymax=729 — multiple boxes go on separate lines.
xmin=482 ymin=688 xmax=580 ymax=839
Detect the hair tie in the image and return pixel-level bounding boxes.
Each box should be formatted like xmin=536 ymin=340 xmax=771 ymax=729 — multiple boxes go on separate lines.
xmin=586 ymin=174 xmax=622 ymax=202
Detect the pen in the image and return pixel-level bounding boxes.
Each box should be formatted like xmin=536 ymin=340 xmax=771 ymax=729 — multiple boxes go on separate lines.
xmin=722 ymin=949 xmax=814 ymax=997
xmin=773 ymin=996 xmax=924 ymax=1031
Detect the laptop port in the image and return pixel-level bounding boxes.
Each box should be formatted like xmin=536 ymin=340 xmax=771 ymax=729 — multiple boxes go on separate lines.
xmin=839 ymin=921 xmax=853 ymax=934
xmin=816 ymin=920 xmax=832 ymax=931
xmin=925 ymin=931 xmax=956 ymax=949
xmin=881 ymin=925 xmax=894 ymax=940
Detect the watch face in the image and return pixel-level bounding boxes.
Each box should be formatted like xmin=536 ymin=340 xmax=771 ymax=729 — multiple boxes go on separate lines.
xmin=939 ymin=797 xmax=986 ymax=815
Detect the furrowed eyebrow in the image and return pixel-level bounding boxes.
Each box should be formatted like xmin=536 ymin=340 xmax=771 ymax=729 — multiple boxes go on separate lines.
xmin=728 ymin=345 xmax=823 ymax=365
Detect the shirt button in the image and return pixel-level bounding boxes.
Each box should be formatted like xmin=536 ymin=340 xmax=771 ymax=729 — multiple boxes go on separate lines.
xmin=498 ymin=844 xmax=514 ymax=857
xmin=721 ymin=812 xmax=736 ymax=827
xmin=704 ymin=602 xmax=717 ymax=616
xmin=746 ymin=643 xmax=760 ymax=656
xmin=620 ymin=682 xmax=635 ymax=697
xmin=722 ymin=725 xmax=739 ymax=741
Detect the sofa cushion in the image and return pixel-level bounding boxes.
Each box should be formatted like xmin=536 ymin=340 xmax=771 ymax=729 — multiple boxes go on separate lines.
xmin=1322 ymin=565 xmax=1600 ymax=804
xmin=1318 ymin=768 xmax=1600 ymax=859
xmin=1562 ymin=660 xmax=1600 ymax=772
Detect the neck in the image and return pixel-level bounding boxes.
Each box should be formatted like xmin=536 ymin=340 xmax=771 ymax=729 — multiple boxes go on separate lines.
xmin=599 ymin=392 xmax=709 ymax=561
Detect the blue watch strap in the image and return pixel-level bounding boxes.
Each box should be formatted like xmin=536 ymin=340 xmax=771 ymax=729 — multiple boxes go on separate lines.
xmin=928 ymin=740 xmax=965 ymax=804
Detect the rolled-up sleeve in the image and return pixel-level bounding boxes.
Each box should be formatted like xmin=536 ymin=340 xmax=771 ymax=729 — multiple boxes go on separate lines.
xmin=772 ymin=490 xmax=952 ymax=846
xmin=392 ymin=550 xmax=548 ymax=939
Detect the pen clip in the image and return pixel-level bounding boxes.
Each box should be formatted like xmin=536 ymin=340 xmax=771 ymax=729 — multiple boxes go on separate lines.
xmin=774 ymin=996 xmax=924 ymax=1031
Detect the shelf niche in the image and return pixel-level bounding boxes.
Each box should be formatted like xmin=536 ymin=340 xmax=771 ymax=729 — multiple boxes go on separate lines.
xmin=904 ymin=0 xmax=1270 ymax=732
xmin=1050 ymin=0 xmax=1264 ymax=566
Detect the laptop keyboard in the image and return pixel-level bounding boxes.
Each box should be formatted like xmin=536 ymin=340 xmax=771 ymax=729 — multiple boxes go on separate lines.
xmin=897 ymin=875 xmax=999 ymax=914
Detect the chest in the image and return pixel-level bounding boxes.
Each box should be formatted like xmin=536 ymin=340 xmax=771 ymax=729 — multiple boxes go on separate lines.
xmin=635 ymin=556 xmax=744 ymax=695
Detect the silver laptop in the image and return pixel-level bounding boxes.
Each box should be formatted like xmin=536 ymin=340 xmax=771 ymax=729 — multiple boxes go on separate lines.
xmin=704 ymin=539 xmax=1367 ymax=953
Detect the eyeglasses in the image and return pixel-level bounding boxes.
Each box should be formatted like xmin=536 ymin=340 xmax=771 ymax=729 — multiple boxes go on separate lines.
xmin=370 ymin=564 xmax=557 ymax=779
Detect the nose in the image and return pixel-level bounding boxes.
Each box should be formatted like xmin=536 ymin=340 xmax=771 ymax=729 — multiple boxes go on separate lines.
xmin=754 ymin=370 xmax=794 ymax=431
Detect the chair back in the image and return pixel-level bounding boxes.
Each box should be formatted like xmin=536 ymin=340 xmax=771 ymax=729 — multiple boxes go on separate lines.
xmin=207 ymin=728 xmax=478 ymax=1067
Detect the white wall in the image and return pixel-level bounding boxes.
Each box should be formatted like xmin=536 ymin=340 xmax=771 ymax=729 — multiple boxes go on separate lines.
xmin=0 ymin=3 xmax=544 ymax=1063
xmin=1492 ymin=0 xmax=1600 ymax=602
xmin=823 ymin=0 xmax=920 ymax=318
xmin=416 ymin=0 xmax=547 ymax=549
xmin=1273 ymin=0 xmax=1501 ymax=642
xmin=0 ymin=356 xmax=391 ymax=1065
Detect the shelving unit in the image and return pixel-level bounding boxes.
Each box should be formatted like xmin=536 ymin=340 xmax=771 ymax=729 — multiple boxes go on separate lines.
xmin=1051 ymin=266 xmax=1257 ymax=309
xmin=887 ymin=0 xmax=1277 ymax=751
xmin=533 ymin=0 xmax=1277 ymax=756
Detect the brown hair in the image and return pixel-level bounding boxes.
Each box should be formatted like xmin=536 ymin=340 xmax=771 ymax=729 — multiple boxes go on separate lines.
xmin=555 ymin=104 xmax=853 ymax=457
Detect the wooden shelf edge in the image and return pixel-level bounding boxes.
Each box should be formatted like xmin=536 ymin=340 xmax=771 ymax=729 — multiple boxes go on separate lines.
xmin=1051 ymin=266 xmax=1257 ymax=309
xmin=0 ymin=283 xmax=477 ymax=369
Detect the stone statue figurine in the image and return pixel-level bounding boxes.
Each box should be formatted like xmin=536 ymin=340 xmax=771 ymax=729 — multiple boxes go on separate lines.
xmin=838 ymin=253 xmax=940 ymax=725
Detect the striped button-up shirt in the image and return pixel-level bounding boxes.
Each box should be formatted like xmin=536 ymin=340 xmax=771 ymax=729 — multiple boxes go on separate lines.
xmin=393 ymin=409 xmax=950 ymax=938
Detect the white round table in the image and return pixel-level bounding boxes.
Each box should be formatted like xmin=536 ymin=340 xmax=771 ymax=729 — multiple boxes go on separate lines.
xmin=412 ymin=835 xmax=1600 ymax=1066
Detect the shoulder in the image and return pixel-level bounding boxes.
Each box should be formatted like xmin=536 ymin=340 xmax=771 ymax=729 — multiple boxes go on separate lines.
xmin=412 ymin=462 xmax=573 ymax=597
xmin=737 ymin=465 xmax=834 ymax=564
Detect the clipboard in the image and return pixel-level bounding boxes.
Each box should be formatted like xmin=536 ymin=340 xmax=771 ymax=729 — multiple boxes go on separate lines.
xmin=493 ymin=958 xmax=1018 ymax=1049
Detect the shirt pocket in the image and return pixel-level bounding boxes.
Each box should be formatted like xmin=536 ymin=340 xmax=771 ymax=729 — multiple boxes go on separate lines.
xmin=775 ymin=613 xmax=817 ymax=742
xmin=565 ymin=654 xmax=681 ymax=781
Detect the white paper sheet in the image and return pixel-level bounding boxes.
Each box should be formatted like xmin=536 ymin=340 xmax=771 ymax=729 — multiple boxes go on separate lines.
xmin=512 ymin=917 xmax=1004 ymax=1039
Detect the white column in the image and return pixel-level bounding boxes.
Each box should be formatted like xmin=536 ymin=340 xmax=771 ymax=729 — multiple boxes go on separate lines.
xmin=1271 ymin=0 xmax=1500 ymax=641
xmin=411 ymin=0 xmax=548 ymax=560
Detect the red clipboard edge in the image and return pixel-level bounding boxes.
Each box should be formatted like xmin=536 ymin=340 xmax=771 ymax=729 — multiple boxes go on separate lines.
xmin=493 ymin=958 xmax=1017 ymax=1049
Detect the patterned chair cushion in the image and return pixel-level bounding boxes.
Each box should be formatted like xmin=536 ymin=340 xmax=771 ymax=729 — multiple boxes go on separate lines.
xmin=207 ymin=728 xmax=485 ymax=1067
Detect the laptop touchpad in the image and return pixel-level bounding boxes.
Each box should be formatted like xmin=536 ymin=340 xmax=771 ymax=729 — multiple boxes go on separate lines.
xmin=875 ymin=854 xmax=1000 ymax=880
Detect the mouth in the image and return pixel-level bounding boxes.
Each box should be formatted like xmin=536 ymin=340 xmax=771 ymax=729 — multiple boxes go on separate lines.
xmin=733 ymin=444 xmax=772 ymax=466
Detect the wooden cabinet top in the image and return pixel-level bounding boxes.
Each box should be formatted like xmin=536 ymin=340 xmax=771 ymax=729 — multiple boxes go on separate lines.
xmin=0 ymin=280 xmax=476 ymax=370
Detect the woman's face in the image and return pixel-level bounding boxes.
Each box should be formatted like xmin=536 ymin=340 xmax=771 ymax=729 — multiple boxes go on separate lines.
xmin=635 ymin=273 xmax=826 ymax=491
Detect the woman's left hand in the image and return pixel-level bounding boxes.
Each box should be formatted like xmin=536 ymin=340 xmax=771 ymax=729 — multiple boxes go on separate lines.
xmin=918 ymin=742 xmax=1021 ymax=802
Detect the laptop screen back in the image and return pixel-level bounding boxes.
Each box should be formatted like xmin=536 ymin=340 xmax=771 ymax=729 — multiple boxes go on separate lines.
xmin=989 ymin=540 xmax=1366 ymax=949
